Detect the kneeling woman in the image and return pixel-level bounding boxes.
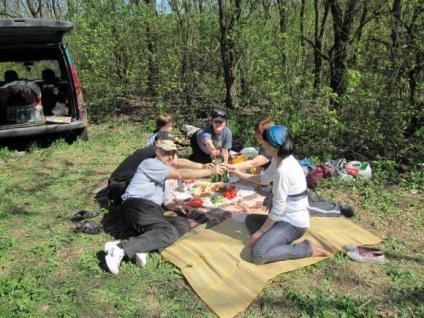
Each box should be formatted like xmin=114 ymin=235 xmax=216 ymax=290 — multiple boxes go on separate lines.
xmin=245 ymin=125 xmax=331 ymax=264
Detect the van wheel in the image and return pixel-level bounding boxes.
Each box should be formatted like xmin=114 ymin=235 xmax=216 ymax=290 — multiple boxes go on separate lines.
xmin=66 ymin=127 xmax=89 ymax=144
xmin=77 ymin=127 xmax=89 ymax=141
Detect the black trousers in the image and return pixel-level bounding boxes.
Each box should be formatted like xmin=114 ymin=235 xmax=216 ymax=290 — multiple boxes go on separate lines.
xmin=188 ymin=132 xmax=212 ymax=164
xmin=120 ymin=197 xmax=190 ymax=258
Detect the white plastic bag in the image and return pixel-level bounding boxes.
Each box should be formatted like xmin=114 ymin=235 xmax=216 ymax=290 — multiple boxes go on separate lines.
xmin=51 ymin=101 xmax=65 ymax=116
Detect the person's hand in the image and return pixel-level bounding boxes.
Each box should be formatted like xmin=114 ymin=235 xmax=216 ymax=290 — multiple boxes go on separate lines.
xmin=212 ymin=163 xmax=226 ymax=176
xmin=211 ymin=149 xmax=221 ymax=157
xmin=247 ymin=230 xmax=264 ymax=248
xmin=202 ymin=163 xmax=214 ymax=169
xmin=228 ymin=166 xmax=242 ymax=178
xmin=176 ymin=205 xmax=194 ymax=216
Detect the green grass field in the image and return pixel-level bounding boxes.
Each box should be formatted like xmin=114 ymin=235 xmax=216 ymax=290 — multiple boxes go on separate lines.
xmin=0 ymin=122 xmax=423 ymax=317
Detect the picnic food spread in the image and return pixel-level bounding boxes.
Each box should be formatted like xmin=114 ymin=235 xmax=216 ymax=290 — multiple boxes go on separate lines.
xmin=175 ymin=179 xmax=245 ymax=208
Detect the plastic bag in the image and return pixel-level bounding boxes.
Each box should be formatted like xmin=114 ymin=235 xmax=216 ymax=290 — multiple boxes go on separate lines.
xmin=51 ymin=101 xmax=65 ymax=116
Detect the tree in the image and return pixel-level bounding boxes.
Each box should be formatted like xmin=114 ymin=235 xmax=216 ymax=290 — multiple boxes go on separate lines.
xmin=218 ymin=0 xmax=242 ymax=109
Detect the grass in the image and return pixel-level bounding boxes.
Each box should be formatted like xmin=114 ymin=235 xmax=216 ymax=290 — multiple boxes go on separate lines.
xmin=0 ymin=121 xmax=423 ymax=318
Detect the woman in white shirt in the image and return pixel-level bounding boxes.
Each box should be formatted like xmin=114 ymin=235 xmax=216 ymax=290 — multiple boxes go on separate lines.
xmin=230 ymin=125 xmax=331 ymax=264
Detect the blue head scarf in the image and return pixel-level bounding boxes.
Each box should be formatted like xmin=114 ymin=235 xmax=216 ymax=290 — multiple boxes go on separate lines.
xmin=265 ymin=125 xmax=288 ymax=148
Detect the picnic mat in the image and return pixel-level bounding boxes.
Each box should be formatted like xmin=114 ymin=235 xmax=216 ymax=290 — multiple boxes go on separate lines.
xmin=162 ymin=216 xmax=382 ymax=318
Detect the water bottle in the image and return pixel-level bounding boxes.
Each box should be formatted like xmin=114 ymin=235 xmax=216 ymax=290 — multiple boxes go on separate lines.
xmin=221 ymin=159 xmax=230 ymax=183
xmin=211 ymin=155 xmax=221 ymax=183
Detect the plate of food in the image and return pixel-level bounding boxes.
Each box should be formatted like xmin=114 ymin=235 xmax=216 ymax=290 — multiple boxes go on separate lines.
xmin=190 ymin=183 xmax=213 ymax=197
xmin=175 ymin=192 xmax=192 ymax=203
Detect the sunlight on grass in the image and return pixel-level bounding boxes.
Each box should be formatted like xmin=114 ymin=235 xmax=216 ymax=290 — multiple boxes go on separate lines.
xmin=0 ymin=122 xmax=422 ymax=317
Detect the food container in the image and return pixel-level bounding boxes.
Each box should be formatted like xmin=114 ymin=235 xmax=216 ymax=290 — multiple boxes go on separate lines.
xmin=229 ymin=154 xmax=249 ymax=164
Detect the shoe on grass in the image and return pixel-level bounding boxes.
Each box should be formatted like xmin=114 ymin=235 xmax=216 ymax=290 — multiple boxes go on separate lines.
xmin=346 ymin=250 xmax=386 ymax=264
xmin=135 ymin=253 xmax=148 ymax=268
xmin=343 ymin=245 xmax=382 ymax=253
xmin=340 ymin=205 xmax=355 ymax=218
xmin=104 ymin=241 xmax=125 ymax=275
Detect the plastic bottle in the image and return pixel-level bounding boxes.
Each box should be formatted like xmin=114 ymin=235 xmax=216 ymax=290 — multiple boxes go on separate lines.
xmin=211 ymin=155 xmax=221 ymax=183
xmin=222 ymin=166 xmax=230 ymax=183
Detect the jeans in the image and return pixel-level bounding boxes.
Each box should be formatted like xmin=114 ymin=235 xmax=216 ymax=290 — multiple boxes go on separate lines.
xmin=246 ymin=214 xmax=312 ymax=264
xmin=120 ymin=197 xmax=190 ymax=258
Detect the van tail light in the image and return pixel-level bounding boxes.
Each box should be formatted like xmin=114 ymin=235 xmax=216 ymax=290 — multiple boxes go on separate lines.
xmin=70 ymin=65 xmax=86 ymax=118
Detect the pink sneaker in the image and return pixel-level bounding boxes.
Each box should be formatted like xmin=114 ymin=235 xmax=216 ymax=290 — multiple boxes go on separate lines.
xmin=346 ymin=250 xmax=386 ymax=264
xmin=343 ymin=245 xmax=382 ymax=253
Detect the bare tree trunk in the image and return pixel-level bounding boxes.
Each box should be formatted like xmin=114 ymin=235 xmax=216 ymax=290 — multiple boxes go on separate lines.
xmin=313 ymin=0 xmax=329 ymax=91
xmin=392 ymin=0 xmax=424 ymax=137
xmin=277 ymin=0 xmax=288 ymax=69
xmin=328 ymin=0 xmax=358 ymax=107
xmin=143 ymin=0 xmax=158 ymax=95
xmin=218 ymin=0 xmax=241 ymax=109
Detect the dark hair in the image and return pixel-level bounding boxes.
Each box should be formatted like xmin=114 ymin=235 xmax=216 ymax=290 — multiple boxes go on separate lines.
xmin=4 ymin=70 xmax=18 ymax=83
xmin=42 ymin=68 xmax=56 ymax=82
xmin=153 ymin=114 xmax=173 ymax=133
xmin=262 ymin=128 xmax=295 ymax=158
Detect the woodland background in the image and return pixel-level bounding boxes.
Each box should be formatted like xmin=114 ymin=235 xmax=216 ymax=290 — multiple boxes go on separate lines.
xmin=1 ymin=0 xmax=423 ymax=165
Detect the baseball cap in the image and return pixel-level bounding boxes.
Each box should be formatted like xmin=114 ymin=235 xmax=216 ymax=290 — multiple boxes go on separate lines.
xmin=212 ymin=109 xmax=227 ymax=122
xmin=158 ymin=140 xmax=178 ymax=152
xmin=155 ymin=131 xmax=174 ymax=141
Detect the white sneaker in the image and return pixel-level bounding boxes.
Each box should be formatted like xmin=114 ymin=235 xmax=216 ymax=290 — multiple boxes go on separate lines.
xmin=104 ymin=241 xmax=125 ymax=275
xmin=135 ymin=253 xmax=148 ymax=268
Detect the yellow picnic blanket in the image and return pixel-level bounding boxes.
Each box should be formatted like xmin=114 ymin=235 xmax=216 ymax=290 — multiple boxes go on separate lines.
xmin=162 ymin=216 xmax=382 ymax=318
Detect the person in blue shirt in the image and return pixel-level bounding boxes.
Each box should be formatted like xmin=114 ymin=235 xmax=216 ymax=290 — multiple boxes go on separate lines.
xmin=188 ymin=109 xmax=232 ymax=164
xmin=104 ymin=140 xmax=225 ymax=275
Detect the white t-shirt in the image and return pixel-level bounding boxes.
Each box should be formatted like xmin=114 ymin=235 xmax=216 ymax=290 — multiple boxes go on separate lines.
xmin=267 ymin=155 xmax=309 ymax=228
xmin=121 ymin=158 xmax=173 ymax=205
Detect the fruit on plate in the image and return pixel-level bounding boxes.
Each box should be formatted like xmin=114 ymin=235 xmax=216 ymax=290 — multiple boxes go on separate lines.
xmin=223 ymin=188 xmax=237 ymax=199
xmin=212 ymin=182 xmax=226 ymax=192
xmin=187 ymin=198 xmax=203 ymax=207
xmin=229 ymin=154 xmax=249 ymax=164
xmin=191 ymin=184 xmax=213 ymax=197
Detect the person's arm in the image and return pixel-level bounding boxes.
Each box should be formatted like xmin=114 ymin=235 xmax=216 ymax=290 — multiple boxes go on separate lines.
xmin=229 ymin=155 xmax=270 ymax=171
xmin=166 ymin=165 xmax=224 ymax=180
xmin=221 ymin=148 xmax=229 ymax=164
xmin=175 ymin=158 xmax=213 ymax=169
xmin=228 ymin=167 xmax=270 ymax=185
xmin=204 ymin=139 xmax=220 ymax=157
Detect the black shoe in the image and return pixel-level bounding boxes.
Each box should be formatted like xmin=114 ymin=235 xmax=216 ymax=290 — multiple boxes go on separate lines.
xmin=340 ymin=205 xmax=355 ymax=218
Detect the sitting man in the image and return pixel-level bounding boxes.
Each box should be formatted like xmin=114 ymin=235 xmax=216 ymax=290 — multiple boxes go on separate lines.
xmin=104 ymin=140 xmax=225 ymax=274
xmin=107 ymin=131 xmax=213 ymax=204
